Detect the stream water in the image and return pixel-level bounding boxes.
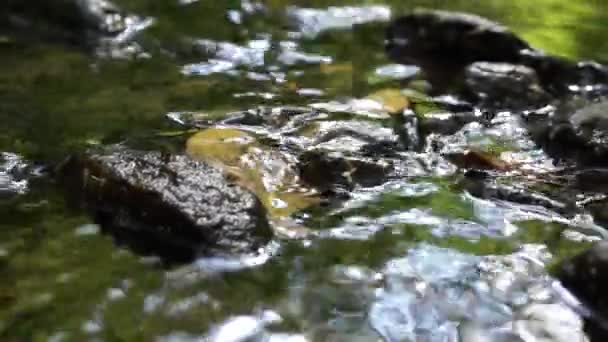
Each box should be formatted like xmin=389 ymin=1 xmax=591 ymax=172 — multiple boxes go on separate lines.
xmin=1 ymin=1 xmax=608 ymax=341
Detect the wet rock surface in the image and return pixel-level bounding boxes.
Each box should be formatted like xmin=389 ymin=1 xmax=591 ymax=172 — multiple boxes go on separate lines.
xmin=59 ymin=145 xmax=272 ymax=260
xmin=1 ymin=0 xmax=152 ymax=55
xmin=464 ymin=62 xmax=552 ymax=110
xmin=386 ymin=9 xmax=530 ymax=68
xmin=557 ymin=242 xmax=608 ymax=320
xmin=529 ymin=99 xmax=608 ymax=167
xmin=387 ymin=9 xmax=608 ymax=100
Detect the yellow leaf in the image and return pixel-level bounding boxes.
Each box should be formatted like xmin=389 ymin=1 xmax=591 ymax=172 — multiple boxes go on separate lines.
xmin=365 ymin=88 xmax=410 ymax=114
xmin=186 ymin=128 xmax=255 ymax=165
xmin=186 ymin=128 xmax=320 ymax=219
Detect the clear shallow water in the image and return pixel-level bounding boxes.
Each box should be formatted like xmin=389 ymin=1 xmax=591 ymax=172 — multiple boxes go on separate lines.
xmin=1 ymin=1 xmax=608 ymax=341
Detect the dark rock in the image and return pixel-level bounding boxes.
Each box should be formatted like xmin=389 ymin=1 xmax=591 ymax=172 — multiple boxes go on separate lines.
xmin=464 ymin=62 xmax=552 ymax=110
xmin=58 ymin=145 xmax=272 ymax=260
xmin=298 ymin=150 xmax=392 ymax=193
xmin=308 ymin=120 xmax=403 ymax=154
xmin=1 ymin=0 xmax=146 ymax=48
xmin=386 ymin=9 xmax=608 ymax=99
xmin=573 ymin=168 xmax=608 ymax=193
xmin=419 ymin=110 xmax=478 ymax=136
xmin=386 ymin=9 xmax=529 ymax=68
xmin=529 ymin=99 xmax=608 ymax=166
xmin=459 ymin=173 xmax=569 ymax=213
xmin=556 ymin=242 xmax=608 ymax=321
xmin=520 ymin=50 xmax=608 ymax=95
xmin=586 ymin=198 xmax=608 ymax=228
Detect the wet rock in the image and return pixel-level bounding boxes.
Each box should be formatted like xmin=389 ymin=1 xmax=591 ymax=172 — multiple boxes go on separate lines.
xmin=530 ymin=99 xmax=608 ymax=166
xmin=464 ymin=62 xmax=552 ymax=110
xmin=419 ymin=110 xmax=479 ymax=136
xmin=556 ymin=242 xmax=608 ymax=318
xmin=386 ymin=9 xmax=529 ymax=68
xmin=59 ymin=145 xmax=272 ymax=260
xmin=306 ymin=120 xmax=402 ymax=154
xmin=459 ymin=173 xmax=570 ymax=215
xmin=294 ymin=117 xmax=417 ymax=195
xmin=572 ymin=168 xmax=608 ymax=190
xmin=586 ymin=198 xmax=608 ymax=228
xmin=520 ymin=50 xmax=608 ymax=96
xmin=298 ymin=150 xmax=392 ymax=194
xmin=386 ymin=9 xmax=608 ymax=98
xmin=2 ymin=0 xmax=149 ymax=48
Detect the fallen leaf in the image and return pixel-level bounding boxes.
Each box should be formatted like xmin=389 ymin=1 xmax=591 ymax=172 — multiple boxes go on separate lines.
xmin=445 ymin=149 xmax=512 ymax=172
xmin=365 ymin=88 xmax=410 ymax=114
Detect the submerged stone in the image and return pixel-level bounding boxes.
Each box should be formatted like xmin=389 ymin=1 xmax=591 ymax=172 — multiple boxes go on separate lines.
xmin=298 ymin=150 xmax=392 ymax=194
xmin=59 ymin=145 xmax=272 ymax=260
xmin=556 ymin=242 xmax=608 ymax=321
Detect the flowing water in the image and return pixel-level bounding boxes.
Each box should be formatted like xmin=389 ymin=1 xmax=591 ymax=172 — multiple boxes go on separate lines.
xmin=1 ymin=1 xmax=608 ymax=341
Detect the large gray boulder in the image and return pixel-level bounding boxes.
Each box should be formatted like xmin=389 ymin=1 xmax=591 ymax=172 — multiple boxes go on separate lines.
xmin=59 ymin=145 xmax=272 ymax=260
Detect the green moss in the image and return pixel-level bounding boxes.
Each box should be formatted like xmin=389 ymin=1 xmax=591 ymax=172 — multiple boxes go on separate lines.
xmin=1 ymin=0 xmax=607 ymax=339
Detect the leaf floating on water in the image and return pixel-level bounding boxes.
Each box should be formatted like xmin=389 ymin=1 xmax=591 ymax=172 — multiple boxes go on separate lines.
xmin=186 ymin=128 xmax=319 ymax=219
xmin=365 ymin=88 xmax=410 ymax=114
xmin=186 ymin=128 xmax=255 ymax=165
xmin=445 ymin=149 xmax=513 ymax=172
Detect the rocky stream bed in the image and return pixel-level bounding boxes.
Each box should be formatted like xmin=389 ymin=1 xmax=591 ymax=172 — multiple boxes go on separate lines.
xmin=2 ymin=1 xmax=608 ymax=341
